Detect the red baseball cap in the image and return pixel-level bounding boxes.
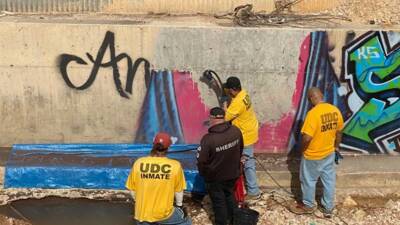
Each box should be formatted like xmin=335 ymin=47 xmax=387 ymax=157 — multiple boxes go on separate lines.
xmin=153 ymin=132 xmax=172 ymax=149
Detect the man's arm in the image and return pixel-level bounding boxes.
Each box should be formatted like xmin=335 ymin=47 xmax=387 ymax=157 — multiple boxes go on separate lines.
xmin=130 ymin=191 xmax=136 ymax=201
xmin=174 ymin=191 xmax=183 ymax=207
xmin=334 ymin=130 xmax=343 ymax=150
xmin=300 ymin=133 xmax=313 ymax=153
xmin=224 ymin=98 xmax=244 ymax=122
xmin=196 ymin=139 xmax=210 ymax=177
xmin=239 ymin=134 xmax=244 ymax=156
xmin=335 ymin=110 xmax=344 ymax=151
xmin=223 ymin=101 xmax=228 ymax=111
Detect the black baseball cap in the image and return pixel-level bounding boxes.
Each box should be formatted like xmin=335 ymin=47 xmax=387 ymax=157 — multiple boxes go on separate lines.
xmin=223 ymin=76 xmax=241 ymax=89
xmin=209 ymin=107 xmax=225 ymax=119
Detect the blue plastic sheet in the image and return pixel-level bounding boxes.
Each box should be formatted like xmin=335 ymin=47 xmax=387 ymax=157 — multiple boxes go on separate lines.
xmin=5 ymin=144 xmax=205 ymax=193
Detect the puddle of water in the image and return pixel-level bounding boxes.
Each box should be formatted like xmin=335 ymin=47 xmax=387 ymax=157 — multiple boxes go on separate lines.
xmin=0 ymin=197 xmax=135 ymax=225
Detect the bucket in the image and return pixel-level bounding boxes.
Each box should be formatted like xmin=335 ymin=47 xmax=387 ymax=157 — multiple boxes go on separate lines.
xmin=233 ymin=207 xmax=259 ymax=225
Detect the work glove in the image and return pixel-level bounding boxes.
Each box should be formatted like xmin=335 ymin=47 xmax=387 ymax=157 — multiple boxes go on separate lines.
xmin=335 ymin=150 xmax=343 ymax=165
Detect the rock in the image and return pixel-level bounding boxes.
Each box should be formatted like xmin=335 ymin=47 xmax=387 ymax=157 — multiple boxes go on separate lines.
xmin=385 ymin=199 xmax=396 ymax=209
xmin=342 ymin=196 xmax=358 ymax=207
xmin=353 ymin=209 xmax=367 ymax=221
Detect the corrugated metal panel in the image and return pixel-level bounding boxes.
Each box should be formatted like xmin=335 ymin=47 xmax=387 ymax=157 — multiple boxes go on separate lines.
xmin=0 ymin=0 xmax=113 ymax=13
xmin=0 ymin=0 xmax=343 ymax=14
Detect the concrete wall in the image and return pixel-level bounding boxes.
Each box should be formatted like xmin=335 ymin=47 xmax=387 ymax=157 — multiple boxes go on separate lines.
xmin=0 ymin=21 xmax=399 ymax=154
xmin=0 ymin=22 xmax=306 ymax=149
xmin=0 ymin=0 xmax=343 ymax=14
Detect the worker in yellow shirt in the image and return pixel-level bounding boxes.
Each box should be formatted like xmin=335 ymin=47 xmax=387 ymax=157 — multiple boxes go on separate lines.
xmin=290 ymin=87 xmax=343 ymax=218
xmin=222 ymin=76 xmax=261 ymax=200
xmin=126 ymin=132 xmax=192 ymax=225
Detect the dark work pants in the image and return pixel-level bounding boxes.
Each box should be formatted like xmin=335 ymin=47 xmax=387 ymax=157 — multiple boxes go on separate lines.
xmin=205 ymin=179 xmax=238 ymax=225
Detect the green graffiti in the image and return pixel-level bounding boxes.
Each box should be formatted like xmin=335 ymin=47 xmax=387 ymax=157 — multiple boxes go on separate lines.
xmin=344 ymin=34 xmax=400 ymax=144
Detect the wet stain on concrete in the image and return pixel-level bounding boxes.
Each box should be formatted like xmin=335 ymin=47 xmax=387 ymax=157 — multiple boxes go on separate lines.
xmin=0 ymin=197 xmax=135 ymax=225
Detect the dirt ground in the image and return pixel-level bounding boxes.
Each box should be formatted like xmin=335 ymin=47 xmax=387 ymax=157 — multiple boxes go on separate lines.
xmin=0 ymin=189 xmax=399 ymax=225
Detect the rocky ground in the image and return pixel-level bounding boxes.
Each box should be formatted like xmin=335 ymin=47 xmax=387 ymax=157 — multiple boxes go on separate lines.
xmin=1 ymin=188 xmax=399 ymax=225
xmin=327 ymin=0 xmax=400 ymax=25
xmin=1 ymin=0 xmax=400 ymax=27
xmin=0 ymin=216 xmax=30 ymax=225
xmin=189 ymin=190 xmax=400 ymax=225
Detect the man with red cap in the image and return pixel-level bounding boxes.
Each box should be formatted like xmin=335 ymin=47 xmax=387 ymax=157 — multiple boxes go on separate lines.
xmin=126 ymin=132 xmax=192 ymax=225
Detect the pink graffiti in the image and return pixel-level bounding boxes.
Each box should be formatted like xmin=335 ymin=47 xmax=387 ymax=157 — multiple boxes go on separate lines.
xmin=171 ymin=34 xmax=311 ymax=152
xmin=255 ymin=34 xmax=310 ymax=153
xmin=172 ymin=71 xmax=210 ymax=144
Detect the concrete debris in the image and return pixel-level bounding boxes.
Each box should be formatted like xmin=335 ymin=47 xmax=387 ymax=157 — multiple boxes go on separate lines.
xmin=353 ymin=209 xmax=367 ymax=222
xmin=0 ymin=216 xmax=29 ymax=225
xmin=385 ymin=199 xmax=395 ymax=209
xmin=342 ymin=196 xmax=358 ymax=207
xmin=215 ymin=3 xmax=350 ymax=27
xmin=0 ymin=188 xmax=131 ymax=206
xmin=328 ymin=0 xmax=400 ymax=25
xmin=215 ymin=0 xmax=400 ymax=26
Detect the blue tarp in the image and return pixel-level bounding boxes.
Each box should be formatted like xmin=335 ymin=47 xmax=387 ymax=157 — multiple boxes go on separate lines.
xmin=5 ymin=144 xmax=205 ymax=193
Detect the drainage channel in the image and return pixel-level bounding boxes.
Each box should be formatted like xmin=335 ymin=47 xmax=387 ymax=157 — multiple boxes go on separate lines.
xmin=0 ymin=197 xmax=135 ymax=225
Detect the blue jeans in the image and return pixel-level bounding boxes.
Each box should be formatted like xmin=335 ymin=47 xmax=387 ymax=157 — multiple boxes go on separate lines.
xmin=136 ymin=207 xmax=192 ymax=225
xmin=300 ymin=152 xmax=336 ymax=211
xmin=243 ymin=145 xmax=261 ymax=196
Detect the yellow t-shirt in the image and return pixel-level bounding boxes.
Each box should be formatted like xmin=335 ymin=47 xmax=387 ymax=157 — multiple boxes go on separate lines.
xmin=301 ymin=103 xmax=344 ymax=160
xmin=225 ymin=89 xmax=259 ymax=146
xmin=125 ymin=156 xmax=186 ymax=222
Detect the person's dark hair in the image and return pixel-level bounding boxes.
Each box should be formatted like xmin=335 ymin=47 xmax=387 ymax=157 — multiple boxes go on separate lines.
xmin=223 ymin=76 xmax=242 ymax=91
xmin=150 ymin=143 xmax=168 ymax=155
xmin=210 ymin=107 xmax=225 ymax=119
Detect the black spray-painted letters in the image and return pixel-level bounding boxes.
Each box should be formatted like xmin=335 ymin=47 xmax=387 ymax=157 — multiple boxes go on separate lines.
xmin=58 ymin=31 xmax=150 ymax=98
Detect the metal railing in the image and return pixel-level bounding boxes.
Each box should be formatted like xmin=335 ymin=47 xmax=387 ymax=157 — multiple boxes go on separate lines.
xmin=0 ymin=0 xmax=113 ymax=13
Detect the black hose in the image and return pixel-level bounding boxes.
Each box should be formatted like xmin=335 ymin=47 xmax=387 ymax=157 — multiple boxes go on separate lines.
xmin=254 ymin=157 xmax=293 ymax=197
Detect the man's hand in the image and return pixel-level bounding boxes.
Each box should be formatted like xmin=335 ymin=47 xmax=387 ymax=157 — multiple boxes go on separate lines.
xmin=220 ymin=95 xmax=229 ymax=105
xmin=300 ymin=133 xmax=312 ymax=153
xmin=222 ymin=100 xmax=228 ymax=111
xmin=176 ymin=205 xmax=189 ymax=218
xmin=335 ymin=150 xmax=343 ymax=165
xmin=240 ymin=155 xmax=248 ymax=164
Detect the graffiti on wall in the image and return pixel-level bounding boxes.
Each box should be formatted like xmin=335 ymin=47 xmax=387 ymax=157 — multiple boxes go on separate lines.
xmin=57 ymin=31 xmax=299 ymax=151
xmin=341 ymin=31 xmax=400 ymax=154
xmin=57 ymin=30 xmax=399 ymax=154
xmin=292 ymin=31 xmax=400 ymax=155
xmin=58 ymin=31 xmax=150 ymax=99
xmin=134 ymin=70 xmax=210 ymax=145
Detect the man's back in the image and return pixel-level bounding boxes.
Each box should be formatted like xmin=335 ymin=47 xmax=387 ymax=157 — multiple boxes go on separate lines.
xmin=126 ymin=156 xmax=186 ymax=222
xmin=301 ymin=103 xmax=344 ymax=160
xmin=225 ymin=89 xmax=259 ymax=146
xmin=197 ymin=122 xmax=243 ymax=182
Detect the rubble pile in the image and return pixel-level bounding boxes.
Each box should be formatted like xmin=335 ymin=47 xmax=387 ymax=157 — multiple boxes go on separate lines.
xmin=328 ymin=0 xmax=400 ymax=25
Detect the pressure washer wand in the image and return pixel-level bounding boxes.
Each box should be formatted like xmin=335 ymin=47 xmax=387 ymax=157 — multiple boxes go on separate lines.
xmin=202 ymin=70 xmax=229 ymax=105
